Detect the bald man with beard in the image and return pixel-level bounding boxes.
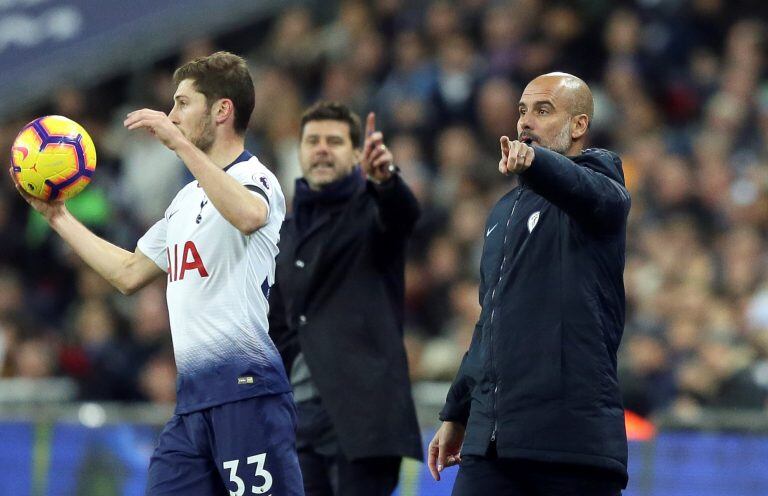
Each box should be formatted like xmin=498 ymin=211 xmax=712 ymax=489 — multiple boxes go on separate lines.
xmin=428 ymin=73 xmax=631 ymax=496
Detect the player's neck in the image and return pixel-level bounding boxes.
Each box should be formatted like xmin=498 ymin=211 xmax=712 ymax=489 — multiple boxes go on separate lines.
xmin=206 ymin=134 xmax=246 ymax=169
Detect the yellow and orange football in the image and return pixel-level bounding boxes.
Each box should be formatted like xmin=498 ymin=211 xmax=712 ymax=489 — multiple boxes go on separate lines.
xmin=10 ymin=115 xmax=97 ymax=201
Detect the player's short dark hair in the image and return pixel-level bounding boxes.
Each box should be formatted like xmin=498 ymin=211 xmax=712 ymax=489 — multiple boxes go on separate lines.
xmin=300 ymin=101 xmax=362 ymax=148
xmin=173 ymin=51 xmax=255 ymax=134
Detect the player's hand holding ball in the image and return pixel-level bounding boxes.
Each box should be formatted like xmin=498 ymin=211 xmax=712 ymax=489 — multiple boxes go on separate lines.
xmin=9 ymin=115 xmax=97 ymax=220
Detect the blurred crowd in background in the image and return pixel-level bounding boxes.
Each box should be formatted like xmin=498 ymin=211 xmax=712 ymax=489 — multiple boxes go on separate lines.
xmin=1 ymin=0 xmax=768 ymax=422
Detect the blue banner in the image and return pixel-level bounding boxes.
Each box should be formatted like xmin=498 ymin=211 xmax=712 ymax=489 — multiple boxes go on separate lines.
xmin=0 ymin=0 xmax=286 ymax=119
xmin=1 ymin=421 xmax=768 ymax=496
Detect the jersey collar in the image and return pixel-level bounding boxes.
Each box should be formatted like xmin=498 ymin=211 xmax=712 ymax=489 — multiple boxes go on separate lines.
xmin=223 ymin=150 xmax=254 ymax=172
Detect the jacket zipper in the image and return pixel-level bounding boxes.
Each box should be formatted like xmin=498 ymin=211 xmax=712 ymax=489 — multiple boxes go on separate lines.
xmin=490 ymin=186 xmax=524 ymax=443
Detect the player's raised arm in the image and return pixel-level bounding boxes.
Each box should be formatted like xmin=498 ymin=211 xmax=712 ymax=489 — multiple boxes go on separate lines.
xmin=124 ymin=81 xmax=268 ymax=236
xmin=173 ymin=138 xmax=268 ymax=235
xmin=9 ymin=168 xmax=164 ymax=295
xmin=359 ymin=112 xmax=420 ymax=239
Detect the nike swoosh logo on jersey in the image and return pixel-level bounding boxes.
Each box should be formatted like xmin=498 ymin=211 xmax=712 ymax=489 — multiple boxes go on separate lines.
xmin=486 ymin=223 xmax=498 ymax=237
xmin=167 ymin=210 xmax=179 ymax=220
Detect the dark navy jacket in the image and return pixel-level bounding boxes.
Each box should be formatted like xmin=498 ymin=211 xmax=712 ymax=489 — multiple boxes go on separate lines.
xmin=269 ymin=174 xmax=423 ymax=462
xmin=440 ymin=146 xmax=631 ymax=485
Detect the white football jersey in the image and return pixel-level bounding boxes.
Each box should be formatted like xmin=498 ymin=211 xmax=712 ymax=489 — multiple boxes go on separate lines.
xmin=137 ymin=151 xmax=291 ymax=413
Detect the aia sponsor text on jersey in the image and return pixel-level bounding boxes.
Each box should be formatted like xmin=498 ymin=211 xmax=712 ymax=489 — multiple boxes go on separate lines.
xmin=166 ymin=241 xmax=210 ymax=282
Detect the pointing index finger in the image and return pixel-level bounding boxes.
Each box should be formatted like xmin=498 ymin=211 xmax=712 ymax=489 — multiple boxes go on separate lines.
xmin=365 ymin=112 xmax=376 ymax=138
xmin=500 ymin=136 xmax=510 ymax=157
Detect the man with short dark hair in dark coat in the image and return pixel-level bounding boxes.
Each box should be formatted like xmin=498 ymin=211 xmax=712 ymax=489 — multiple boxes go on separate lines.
xmin=428 ymin=73 xmax=631 ymax=496
xmin=268 ymin=101 xmax=423 ymax=496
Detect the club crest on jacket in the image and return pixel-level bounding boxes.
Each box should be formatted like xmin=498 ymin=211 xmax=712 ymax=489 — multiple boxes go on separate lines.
xmin=528 ymin=211 xmax=540 ymax=233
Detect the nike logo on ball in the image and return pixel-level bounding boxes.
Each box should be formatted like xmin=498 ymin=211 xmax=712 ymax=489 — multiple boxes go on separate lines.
xmin=12 ymin=146 xmax=28 ymax=160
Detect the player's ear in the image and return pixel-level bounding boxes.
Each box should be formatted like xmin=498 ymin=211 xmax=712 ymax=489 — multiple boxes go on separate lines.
xmin=354 ymin=147 xmax=363 ymax=163
xmin=215 ymin=98 xmax=234 ymax=125
xmin=571 ymin=114 xmax=589 ymax=140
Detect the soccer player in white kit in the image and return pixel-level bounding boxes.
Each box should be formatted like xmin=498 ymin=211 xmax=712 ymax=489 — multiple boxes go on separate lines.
xmin=11 ymin=52 xmax=303 ymax=495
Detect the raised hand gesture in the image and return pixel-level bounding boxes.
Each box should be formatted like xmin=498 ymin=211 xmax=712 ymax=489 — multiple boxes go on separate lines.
xmin=361 ymin=112 xmax=395 ymax=183
xmin=499 ymin=136 xmax=535 ymax=175
xmin=124 ymin=109 xmax=187 ymax=151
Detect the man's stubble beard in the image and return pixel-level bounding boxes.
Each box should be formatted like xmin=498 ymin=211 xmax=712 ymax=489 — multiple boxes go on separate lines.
xmin=191 ymin=110 xmax=215 ymax=153
xmin=309 ymin=165 xmax=354 ymax=191
xmin=549 ymin=117 xmax=573 ymax=155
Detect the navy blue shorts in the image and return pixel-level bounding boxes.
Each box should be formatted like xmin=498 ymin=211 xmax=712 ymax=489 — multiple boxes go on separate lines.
xmin=146 ymin=393 xmax=304 ymax=495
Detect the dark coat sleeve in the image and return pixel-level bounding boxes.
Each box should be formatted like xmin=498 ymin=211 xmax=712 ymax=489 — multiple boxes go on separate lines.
xmin=368 ymin=174 xmax=421 ymax=238
xmin=520 ymin=147 xmax=630 ymax=233
xmin=268 ymin=279 xmax=297 ymax=373
xmin=439 ymin=265 xmax=487 ymax=425
xmin=439 ymin=322 xmax=481 ymax=426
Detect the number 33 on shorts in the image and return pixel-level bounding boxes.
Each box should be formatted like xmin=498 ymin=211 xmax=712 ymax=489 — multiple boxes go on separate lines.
xmin=223 ymin=452 xmax=273 ymax=495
